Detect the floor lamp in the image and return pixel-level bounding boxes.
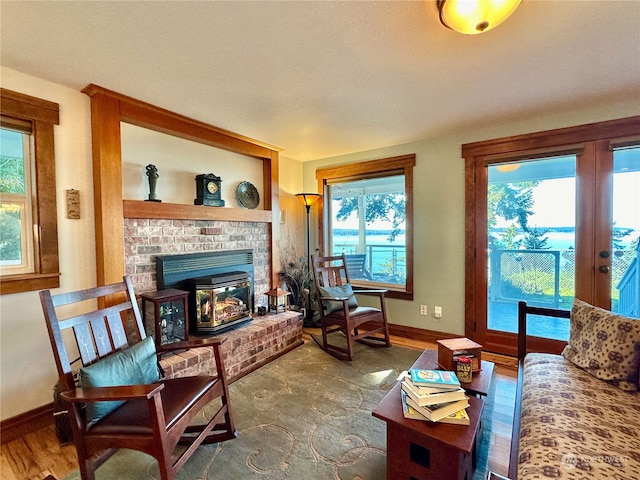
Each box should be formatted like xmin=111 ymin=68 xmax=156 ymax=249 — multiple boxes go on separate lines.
xmin=295 ymin=192 xmax=322 ymax=268
xmin=295 ymin=192 xmax=322 ymax=326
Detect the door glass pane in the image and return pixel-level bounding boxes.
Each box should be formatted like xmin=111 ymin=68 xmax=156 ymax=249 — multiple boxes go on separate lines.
xmin=611 ymin=147 xmax=640 ymax=318
xmin=487 ymin=156 xmax=576 ymax=340
xmin=328 ymin=175 xmax=406 ymax=285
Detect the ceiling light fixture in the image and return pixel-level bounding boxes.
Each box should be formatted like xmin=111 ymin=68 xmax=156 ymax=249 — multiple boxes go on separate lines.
xmin=495 ymin=163 xmax=521 ymax=173
xmin=437 ymin=0 xmax=522 ymax=35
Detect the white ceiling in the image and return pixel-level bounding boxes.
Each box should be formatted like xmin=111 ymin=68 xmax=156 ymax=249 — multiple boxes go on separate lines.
xmin=1 ymin=1 xmax=639 ymax=162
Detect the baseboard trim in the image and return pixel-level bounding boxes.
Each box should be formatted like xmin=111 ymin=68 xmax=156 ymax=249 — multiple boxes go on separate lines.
xmin=389 ymin=323 xmax=517 ymax=367
xmin=388 ymin=323 xmax=460 ymax=344
xmin=1 ymin=402 xmax=55 ymax=445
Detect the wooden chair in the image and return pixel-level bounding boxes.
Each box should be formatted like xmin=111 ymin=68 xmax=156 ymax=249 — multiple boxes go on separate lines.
xmin=344 ymin=253 xmax=373 ymax=280
xmin=311 ymin=253 xmax=391 ymax=361
xmin=40 ymin=276 xmax=236 ymax=480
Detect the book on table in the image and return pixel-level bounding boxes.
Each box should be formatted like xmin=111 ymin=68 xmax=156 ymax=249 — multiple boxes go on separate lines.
xmin=408 ymin=368 xmax=461 ymax=391
xmin=401 ymin=391 xmax=470 ymax=425
xmin=403 ymin=392 xmax=469 ymax=422
xmin=401 ymin=380 xmax=467 ymax=406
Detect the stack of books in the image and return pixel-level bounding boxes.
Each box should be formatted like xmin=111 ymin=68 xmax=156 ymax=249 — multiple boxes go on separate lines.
xmin=400 ymin=368 xmax=470 ymax=425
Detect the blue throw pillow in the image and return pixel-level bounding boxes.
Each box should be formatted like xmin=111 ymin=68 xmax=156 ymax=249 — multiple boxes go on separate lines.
xmin=80 ymin=335 xmax=159 ymax=427
xmin=318 ymin=283 xmax=358 ymax=314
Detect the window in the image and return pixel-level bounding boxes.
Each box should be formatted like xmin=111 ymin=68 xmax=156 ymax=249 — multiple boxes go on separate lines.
xmin=316 ymin=154 xmax=415 ymax=300
xmin=0 ymin=88 xmax=60 ymax=294
xmin=1 ymin=122 xmax=35 ymax=275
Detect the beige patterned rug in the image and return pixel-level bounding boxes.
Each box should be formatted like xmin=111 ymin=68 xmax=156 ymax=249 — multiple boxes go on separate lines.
xmin=62 ymin=340 xmax=493 ymax=479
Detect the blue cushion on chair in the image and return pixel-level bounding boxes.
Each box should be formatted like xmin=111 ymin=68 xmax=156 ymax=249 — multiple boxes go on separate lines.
xmin=80 ymin=335 xmax=159 ymax=427
xmin=318 ymin=283 xmax=359 ymax=314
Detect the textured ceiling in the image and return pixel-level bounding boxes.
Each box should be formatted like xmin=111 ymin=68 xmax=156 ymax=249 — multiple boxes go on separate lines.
xmin=1 ymin=1 xmax=639 ymax=161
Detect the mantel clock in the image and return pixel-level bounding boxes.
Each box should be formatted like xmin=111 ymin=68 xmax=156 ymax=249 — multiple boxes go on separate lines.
xmin=194 ymin=173 xmax=225 ymax=207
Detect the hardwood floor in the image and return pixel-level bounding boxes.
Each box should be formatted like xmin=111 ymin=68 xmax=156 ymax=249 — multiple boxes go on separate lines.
xmin=0 ymin=331 xmax=517 ymax=480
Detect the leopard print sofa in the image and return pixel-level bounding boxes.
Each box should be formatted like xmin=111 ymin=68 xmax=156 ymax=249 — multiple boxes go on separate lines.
xmin=510 ymin=299 xmax=640 ymax=480
xmin=517 ymin=353 xmax=640 ymax=479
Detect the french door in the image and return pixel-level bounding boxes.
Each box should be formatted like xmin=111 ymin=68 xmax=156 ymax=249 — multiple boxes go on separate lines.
xmin=463 ymin=117 xmax=640 ymax=356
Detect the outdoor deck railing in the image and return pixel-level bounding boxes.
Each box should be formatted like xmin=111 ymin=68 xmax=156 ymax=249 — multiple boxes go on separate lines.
xmin=490 ymin=246 xmax=638 ymax=316
xmin=617 ymin=242 xmax=640 ymax=317
xmin=334 ymin=244 xmax=405 ymax=283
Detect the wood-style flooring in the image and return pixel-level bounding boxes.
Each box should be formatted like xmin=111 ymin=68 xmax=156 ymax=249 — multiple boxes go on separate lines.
xmin=0 ymin=331 xmax=517 ymax=480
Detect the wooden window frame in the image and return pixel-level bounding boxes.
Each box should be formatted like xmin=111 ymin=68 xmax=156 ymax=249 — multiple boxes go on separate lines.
xmin=316 ymin=154 xmax=415 ymax=300
xmin=0 ymin=88 xmax=60 ymax=294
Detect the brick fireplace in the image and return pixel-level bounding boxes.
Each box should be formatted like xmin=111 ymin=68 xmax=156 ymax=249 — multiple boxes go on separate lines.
xmin=124 ymin=216 xmax=304 ymax=382
xmin=124 ymin=217 xmax=271 ymax=300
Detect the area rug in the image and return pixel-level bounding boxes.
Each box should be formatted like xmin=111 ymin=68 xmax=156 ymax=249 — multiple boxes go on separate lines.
xmin=62 ymin=341 xmax=495 ymax=479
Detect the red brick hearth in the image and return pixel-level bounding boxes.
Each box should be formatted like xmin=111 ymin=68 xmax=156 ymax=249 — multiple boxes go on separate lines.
xmin=159 ymin=311 xmax=304 ymax=382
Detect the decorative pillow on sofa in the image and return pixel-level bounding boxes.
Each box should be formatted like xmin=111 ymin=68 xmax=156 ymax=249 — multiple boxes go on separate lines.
xmin=318 ymin=283 xmax=358 ymax=314
xmin=562 ymin=298 xmax=640 ymax=392
xmin=80 ymin=335 xmax=160 ymax=427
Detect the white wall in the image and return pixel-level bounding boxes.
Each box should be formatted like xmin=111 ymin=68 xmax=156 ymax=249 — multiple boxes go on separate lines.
xmin=303 ymin=99 xmax=640 ymax=336
xmin=277 ymin=155 xmax=306 ymax=260
xmin=0 ymin=67 xmax=96 ymax=420
xmin=121 ymin=123 xmax=265 ymax=207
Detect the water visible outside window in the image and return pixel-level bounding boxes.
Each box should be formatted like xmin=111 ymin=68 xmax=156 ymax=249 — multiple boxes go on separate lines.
xmin=487 ymin=156 xmax=577 ymax=341
xmin=329 ymin=175 xmax=406 ymax=285
xmin=487 ymin=151 xmax=640 ymax=340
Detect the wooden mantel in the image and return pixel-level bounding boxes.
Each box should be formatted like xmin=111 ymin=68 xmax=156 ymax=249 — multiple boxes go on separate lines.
xmin=83 ymin=84 xmax=282 ymax=288
xmin=123 ymin=200 xmax=273 ymax=223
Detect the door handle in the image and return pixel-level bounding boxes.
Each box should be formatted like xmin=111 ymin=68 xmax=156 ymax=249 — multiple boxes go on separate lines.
xmin=598 ymin=265 xmax=610 ymax=274
xmin=599 ymin=250 xmax=610 ymax=259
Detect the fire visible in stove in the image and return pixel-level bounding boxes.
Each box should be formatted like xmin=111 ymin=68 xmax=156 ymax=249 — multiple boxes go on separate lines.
xmin=191 ymin=272 xmax=252 ymax=334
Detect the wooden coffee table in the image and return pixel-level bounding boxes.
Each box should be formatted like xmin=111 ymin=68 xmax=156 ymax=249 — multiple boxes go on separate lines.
xmin=372 ymin=349 xmax=492 ymax=480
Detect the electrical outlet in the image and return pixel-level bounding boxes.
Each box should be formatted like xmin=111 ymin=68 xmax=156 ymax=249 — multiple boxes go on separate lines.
xmin=434 ymin=306 xmax=443 ymax=318
xmin=420 ymin=304 xmax=428 ymax=316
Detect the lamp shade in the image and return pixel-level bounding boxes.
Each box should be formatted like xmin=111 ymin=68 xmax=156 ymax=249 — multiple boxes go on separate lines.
xmin=295 ymin=192 xmax=322 ymax=207
xmin=438 ymin=0 xmax=522 ymax=35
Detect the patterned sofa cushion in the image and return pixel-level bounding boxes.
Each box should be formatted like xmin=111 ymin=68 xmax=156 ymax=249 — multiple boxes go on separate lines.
xmin=562 ymin=298 xmax=640 ymax=392
xmin=518 ymin=353 xmax=640 ymax=479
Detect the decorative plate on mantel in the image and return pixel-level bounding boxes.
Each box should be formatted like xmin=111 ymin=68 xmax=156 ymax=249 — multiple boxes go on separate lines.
xmin=236 ymin=181 xmax=260 ymax=209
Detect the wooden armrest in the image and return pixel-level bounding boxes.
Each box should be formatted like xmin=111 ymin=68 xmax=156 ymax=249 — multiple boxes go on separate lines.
xmin=60 ymin=383 xmax=164 ymax=403
xmin=156 ymin=336 xmax=226 ymax=354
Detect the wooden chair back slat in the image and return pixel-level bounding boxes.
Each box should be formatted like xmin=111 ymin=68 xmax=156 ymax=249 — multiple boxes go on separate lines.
xmin=106 ymin=313 xmax=129 ymax=350
xmin=59 ymin=302 xmax=134 ymax=330
xmin=73 ymin=323 xmax=99 ymax=366
xmin=49 ymin=281 xmax=129 ymax=307
xmin=90 ymin=317 xmax=115 ymax=358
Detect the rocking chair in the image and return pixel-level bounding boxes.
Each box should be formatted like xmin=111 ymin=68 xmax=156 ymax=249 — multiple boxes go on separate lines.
xmin=311 ymin=253 xmax=391 ymax=361
xmin=40 ymin=276 xmax=236 ymax=480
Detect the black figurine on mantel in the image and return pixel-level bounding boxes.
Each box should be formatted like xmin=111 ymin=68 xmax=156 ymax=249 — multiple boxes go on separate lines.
xmin=145 ymin=164 xmax=161 ymax=202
